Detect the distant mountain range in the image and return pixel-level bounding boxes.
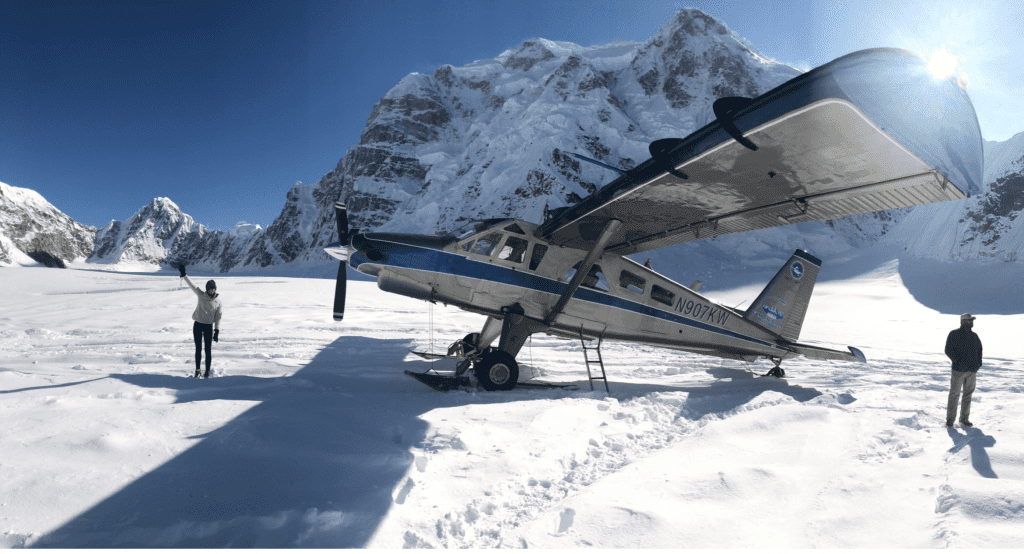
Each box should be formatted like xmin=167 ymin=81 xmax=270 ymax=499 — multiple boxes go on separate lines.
xmin=2 ymin=8 xmax=1023 ymax=278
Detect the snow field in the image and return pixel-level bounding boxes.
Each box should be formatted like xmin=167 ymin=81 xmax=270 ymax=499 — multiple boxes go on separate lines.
xmin=1 ymin=262 xmax=1023 ymax=547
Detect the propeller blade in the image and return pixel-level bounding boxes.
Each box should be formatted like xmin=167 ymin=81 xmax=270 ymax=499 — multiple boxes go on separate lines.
xmin=335 ymin=202 xmax=349 ymax=245
xmin=333 ymin=260 xmax=346 ymax=321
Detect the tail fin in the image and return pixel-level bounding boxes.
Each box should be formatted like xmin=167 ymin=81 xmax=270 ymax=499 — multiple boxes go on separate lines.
xmin=743 ymin=250 xmax=821 ymax=341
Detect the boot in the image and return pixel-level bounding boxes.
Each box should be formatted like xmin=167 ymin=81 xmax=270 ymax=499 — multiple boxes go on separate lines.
xmin=194 ymin=369 xmax=201 ymax=378
xmin=203 ymin=368 xmax=210 ymax=379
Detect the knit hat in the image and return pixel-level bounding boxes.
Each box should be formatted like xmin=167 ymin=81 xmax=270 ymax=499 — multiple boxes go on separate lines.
xmin=206 ymin=280 xmax=217 ymax=291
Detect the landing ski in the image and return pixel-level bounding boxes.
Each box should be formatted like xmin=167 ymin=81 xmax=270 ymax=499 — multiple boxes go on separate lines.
xmin=404 ymin=370 xmax=471 ymax=391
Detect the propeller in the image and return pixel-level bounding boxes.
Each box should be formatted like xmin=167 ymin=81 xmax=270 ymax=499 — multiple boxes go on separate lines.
xmin=333 ymin=202 xmax=348 ymax=321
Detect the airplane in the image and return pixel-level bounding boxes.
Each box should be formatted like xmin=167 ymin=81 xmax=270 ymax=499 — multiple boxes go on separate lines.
xmin=323 ymin=48 xmax=982 ymax=391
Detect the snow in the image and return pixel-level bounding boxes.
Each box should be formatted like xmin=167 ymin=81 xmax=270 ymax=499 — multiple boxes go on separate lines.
xmin=0 ymin=251 xmax=1019 ymax=548
xmin=2 ymin=252 xmax=1023 ymax=548
xmin=0 ymin=182 xmax=51 ymax=213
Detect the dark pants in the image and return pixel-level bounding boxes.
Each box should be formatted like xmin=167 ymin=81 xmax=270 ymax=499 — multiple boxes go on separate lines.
xmin=193 ymin=321 xmax=213 ymax=374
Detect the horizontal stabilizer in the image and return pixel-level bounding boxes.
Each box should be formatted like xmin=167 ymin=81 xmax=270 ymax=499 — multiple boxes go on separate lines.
xmin=786 ymin=342 xmax=866 ymax=363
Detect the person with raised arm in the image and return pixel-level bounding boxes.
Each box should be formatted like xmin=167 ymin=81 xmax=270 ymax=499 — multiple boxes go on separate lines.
xmin=178 ymin=264 xmax=222 ymax=378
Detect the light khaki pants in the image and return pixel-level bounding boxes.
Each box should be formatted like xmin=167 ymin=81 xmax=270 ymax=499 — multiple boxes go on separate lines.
xmin=946 ymin=370 xmax=977 ymax=424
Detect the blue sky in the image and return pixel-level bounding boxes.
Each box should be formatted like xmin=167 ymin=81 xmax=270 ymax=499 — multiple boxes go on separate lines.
xmin=2 ymin=0 xmax=1022 ymax=230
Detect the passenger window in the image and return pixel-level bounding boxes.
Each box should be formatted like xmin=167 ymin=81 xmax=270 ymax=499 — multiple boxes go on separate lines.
xmin=619 ymin=270 xmax=646 ymax=294
xmin=651 ymin=284 xmax=674 ymax=306
xmin=564 ymin=263 xmax=610 ymax=292
xmin=498 ymin=236 xmax=529 ymax=264
xmin=470 ymin=233 xmax=502 ymax=256
xmin=529 ymin=244 xmax=548 ymax=271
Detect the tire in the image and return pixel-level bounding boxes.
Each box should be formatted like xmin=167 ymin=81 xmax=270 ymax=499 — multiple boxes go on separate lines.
xmin=474 ymin=350 xmax=519 ymax=391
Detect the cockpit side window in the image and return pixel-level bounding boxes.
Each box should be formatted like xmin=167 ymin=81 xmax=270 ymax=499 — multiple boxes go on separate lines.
xmin=650 ymin=284 xmax=675 ymax=306
xmin=564 ymin=262 xmax=610 ymax=292
xmin=469 ymin=232 xmax=502 ymax=256
xmin=529 ymin=244 xmax=548 ymax=271
xmin=619 ymin=270 xmax=646 ymax=294
xmin=497 ymin=236 xmax=529 ymax=264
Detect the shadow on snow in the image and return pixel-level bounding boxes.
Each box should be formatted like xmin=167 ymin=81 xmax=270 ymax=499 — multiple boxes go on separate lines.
xmin=33 ymin=339 xmax=823 ymax=547
xmin=34 ymin=337 xmax=467 ymax=547
xmin=947 ymin=427 xmax=998 ymax=479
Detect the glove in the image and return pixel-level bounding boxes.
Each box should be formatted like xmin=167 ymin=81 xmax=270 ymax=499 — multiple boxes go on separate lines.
xmin=213 ymin=329 xmax=219 ymax=342
xmin=178 ymin=264 xmax=187 ymax=278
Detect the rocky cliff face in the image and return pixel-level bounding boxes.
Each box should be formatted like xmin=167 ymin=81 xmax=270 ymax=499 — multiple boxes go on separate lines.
xmin=0 ymin=182 xmax=95 ymax=267
xmin=879 ymin=133 xmax=1024 ymax=263
xmin=332 ymin=9 xmax=801 ymax=238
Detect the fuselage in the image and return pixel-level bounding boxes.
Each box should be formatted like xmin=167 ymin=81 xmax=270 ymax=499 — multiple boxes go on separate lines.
xmin=333 ymin=218 xmax=797 ymax=362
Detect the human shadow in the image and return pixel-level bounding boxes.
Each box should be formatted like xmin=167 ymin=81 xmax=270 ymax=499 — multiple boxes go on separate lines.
xmin=0 ymin=377 xmax=108 ymax=395
xmin=947 ymin=427 xmax=998 ymax=479
xmin=32 ymin=336 xmax=528 ymax=548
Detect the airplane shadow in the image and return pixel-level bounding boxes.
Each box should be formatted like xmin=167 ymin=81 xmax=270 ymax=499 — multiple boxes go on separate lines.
xmin=32 ymin=337 xmax=531 ymax=548
xmin=947 ymin=427 xmax=998 ymax=479
xmin=34 ymin=344 xmax=821 ymax=547
xmin=896 ymin=256 xmax=1024 ymax=315
xmin=584 ymin=365 xmax=822 ymax=420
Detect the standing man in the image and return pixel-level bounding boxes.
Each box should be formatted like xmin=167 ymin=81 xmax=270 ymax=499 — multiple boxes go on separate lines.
xmin=944 ymin=313 xmax=982 ymax=428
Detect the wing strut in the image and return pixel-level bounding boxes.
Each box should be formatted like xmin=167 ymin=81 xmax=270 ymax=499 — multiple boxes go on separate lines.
xmin=543 ymin=219 xmax=621 ymax=325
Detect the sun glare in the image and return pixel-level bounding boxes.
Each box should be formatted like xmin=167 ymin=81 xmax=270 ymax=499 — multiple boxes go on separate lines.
xmin=927 ymin=49 xmax=958 ymax=79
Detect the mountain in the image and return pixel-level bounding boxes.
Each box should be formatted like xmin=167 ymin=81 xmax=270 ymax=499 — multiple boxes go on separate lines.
xmin=3 ymin=7 xmax=1023 ymax=278
xmin=0 ymin=182 xmax=95 ymax=268
xmin=334 ymin=9 xmax=801 ymax=235
xmin=879 ymin=133 xmax=1024 ymax=263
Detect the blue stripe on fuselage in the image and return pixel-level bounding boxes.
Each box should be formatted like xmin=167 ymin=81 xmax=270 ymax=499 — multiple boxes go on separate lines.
xmin=353 ymin=242 xmax=777 ymax=350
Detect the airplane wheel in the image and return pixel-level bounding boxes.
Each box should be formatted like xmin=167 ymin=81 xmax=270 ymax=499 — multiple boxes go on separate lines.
xmin=765 ymin=366 xmax=785 ymax=378
xmin=474 ymin=350 xmax=519 ymax=391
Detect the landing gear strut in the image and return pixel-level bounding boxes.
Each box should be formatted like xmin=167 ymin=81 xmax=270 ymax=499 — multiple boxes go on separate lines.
xmin=407 ymin=306 xmax=545 ymax=392
xmin=764 ymin=358 xmax=786 ymax=378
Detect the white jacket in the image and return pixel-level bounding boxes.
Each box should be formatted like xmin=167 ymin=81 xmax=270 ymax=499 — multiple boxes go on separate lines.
xmin=183 ymin=276 xmax=222 ymax=329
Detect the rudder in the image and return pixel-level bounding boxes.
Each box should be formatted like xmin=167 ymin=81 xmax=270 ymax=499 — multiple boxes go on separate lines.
xmin=743 ymin=250 xmax=821 ymax=341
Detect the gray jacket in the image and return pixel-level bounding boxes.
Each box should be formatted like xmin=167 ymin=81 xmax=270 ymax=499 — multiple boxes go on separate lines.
xmin=183 ymin=276 xmax=222 ymax=329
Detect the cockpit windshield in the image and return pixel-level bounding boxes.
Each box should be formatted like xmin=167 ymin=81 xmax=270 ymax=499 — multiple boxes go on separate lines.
xmin=447 ymin=219 xmax=510 ymax=240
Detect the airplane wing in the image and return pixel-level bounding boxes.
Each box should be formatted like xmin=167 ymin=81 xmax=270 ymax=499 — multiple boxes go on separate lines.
xmin=537 ymin=48 xmax=983 ymax=255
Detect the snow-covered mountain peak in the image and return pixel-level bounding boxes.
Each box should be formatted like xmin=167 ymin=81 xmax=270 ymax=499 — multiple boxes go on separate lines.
xmin=0 ymin=181 xmax=95 ymax=267
xmin=1 ymin=181 xmax=50 ymax=210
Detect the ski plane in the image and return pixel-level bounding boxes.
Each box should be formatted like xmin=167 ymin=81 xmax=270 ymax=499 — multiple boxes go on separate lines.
xmin=324 ymin=48 xmax=982 ymax=391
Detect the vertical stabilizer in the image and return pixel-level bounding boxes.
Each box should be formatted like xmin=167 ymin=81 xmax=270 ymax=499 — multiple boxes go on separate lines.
xmin=744 ymin=250 xmax=821 ymax=341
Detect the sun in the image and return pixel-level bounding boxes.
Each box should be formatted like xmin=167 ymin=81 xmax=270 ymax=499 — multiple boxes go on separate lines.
xmin=927 ymin=48 xmax=958 ymax=79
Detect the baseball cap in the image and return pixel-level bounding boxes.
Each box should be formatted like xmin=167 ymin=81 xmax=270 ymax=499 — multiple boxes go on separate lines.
xmin=960 ymin=313 xmax=976 ymax=322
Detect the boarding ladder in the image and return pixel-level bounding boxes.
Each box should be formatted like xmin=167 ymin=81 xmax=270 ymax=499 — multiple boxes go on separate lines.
xmin=579 ymin=331 xmax=610 ymax=393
